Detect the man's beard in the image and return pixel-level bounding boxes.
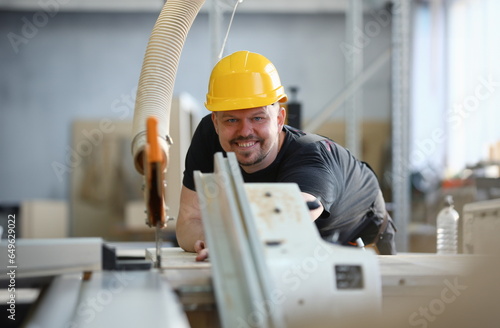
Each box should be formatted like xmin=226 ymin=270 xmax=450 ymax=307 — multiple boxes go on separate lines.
xmin=232 ymin=130 xmax=280 ymax=168
xmin=232 ymin=136 xmax=268 ymax=167
xmin=238 ymin=150 xmax=267 ymax=167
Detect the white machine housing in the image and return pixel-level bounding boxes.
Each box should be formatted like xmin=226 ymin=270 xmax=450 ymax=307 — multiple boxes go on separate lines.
xmin=194 ymin=153 xmax=381 ymax=328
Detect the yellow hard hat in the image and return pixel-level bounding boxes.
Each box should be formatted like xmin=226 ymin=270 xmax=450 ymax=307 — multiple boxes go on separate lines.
xmin=205 ymin=51 xmax=288 ymax=111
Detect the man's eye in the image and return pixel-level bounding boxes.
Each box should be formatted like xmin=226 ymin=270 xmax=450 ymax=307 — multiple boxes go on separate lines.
xmin=253 ymin=117 xmax=263 ymax=121
xmin=226 ymin=118 xmax=237 ymax=123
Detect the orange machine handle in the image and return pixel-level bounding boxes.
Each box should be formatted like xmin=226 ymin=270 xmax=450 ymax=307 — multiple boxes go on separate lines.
xmin=144 ymin=116 xmax=166 ymax=228
xmin=146 ymin=117 xmax=162 ymax=164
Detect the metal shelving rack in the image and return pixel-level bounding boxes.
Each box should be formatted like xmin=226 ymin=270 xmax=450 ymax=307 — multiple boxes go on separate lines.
xmin=391 ymin=0 xmax=411 ymax=252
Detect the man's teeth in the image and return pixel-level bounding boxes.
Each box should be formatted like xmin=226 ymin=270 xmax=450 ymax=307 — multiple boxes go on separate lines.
xmin=238 ymin=142 xmax=255 ymax=148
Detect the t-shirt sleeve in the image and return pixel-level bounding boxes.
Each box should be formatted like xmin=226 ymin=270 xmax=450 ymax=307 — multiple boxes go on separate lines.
xmin=277 ymin=141 xmax=341 ymax=217
xmin=182 ymin=114 xmax=224 ymax=191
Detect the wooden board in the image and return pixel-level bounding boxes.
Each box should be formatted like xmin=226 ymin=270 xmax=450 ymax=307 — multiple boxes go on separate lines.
xmin=141 ymin=248 xmax=492 ymax=328
xmin=145 ymin=248 xmax=483 ymax=293
xmin=146 ymin=247 xmax=210 ymax=269
xmin=379 ymin=253 xmax=480 ymax=285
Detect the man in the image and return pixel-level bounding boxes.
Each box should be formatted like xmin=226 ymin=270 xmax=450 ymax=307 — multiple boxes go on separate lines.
xmin=176 ymin=50 xmax=396 ymax=260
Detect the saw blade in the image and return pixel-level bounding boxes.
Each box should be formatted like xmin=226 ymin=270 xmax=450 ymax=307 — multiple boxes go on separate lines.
xmin=155 ymin=221 xmax=162 ymax=269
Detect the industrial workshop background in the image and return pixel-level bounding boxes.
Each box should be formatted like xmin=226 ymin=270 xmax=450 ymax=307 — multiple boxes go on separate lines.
xmin=1 ymin=0 xmax=500 ymax=253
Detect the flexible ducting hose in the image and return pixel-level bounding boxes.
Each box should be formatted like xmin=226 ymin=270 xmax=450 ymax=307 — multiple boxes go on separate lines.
xmin=132 ymin=0 xmax=205 ymax=174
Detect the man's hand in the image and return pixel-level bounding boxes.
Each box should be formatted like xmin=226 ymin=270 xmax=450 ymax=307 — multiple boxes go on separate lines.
xmin=194 ymin=240 xmax=209 ymax=261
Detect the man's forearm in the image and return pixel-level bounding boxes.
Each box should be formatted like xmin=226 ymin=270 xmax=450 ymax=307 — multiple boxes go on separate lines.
xmin=176 ymin=217 xmax=205 ymax=252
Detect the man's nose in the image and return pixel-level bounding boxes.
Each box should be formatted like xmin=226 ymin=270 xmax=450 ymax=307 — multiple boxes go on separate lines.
xmin=238 ymin=119 xmax=253 ymax=136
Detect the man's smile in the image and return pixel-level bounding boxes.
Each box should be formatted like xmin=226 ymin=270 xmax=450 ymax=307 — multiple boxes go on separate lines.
xmin=236 ymin=141 xmax=257 ymax=148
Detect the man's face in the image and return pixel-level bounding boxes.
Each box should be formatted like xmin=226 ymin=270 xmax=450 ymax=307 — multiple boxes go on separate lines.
xmin=212 ymin=104 xmax=286 ymax=173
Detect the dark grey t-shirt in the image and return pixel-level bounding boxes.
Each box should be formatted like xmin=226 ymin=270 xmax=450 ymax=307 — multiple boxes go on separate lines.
xmin=183 ymin=114 xmax=380 ymax=240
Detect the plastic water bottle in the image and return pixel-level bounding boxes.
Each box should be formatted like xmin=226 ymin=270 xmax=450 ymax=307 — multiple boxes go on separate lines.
xmin=436 ymin=195 xmax=460 ymax=254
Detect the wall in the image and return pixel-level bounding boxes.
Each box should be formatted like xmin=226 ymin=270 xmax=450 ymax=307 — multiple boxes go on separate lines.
xmin=0 ymin=8 xmax=392 ymax=205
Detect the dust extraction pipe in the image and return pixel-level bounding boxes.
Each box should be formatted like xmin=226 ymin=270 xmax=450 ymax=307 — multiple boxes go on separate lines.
xmin=132 ymin=0 xmax=205 ymax=174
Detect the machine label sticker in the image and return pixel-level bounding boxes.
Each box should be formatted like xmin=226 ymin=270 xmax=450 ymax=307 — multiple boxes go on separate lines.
xmin=335 ymin=265 xmax=364 ymax=289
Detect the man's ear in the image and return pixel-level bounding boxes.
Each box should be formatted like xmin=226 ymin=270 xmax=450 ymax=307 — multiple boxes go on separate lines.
xmin=278 ymin=105 xmax=286 ymax=128
xmin=211 ymin=112 xmax=219 ymax=134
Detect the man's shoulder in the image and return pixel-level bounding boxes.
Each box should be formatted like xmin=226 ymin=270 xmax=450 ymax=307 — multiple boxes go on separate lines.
xmin=193 ymin=114 xmax=217 ymax=137
xmin=285 ymin=125 xmax=337 ymax=143
xmin=284 ymin=126 xmax=338 ymax=153
xmin=190 ymin=113 xmax=221 ymax=152
xmin=199 ymin=113 xmax=214 ymax=128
